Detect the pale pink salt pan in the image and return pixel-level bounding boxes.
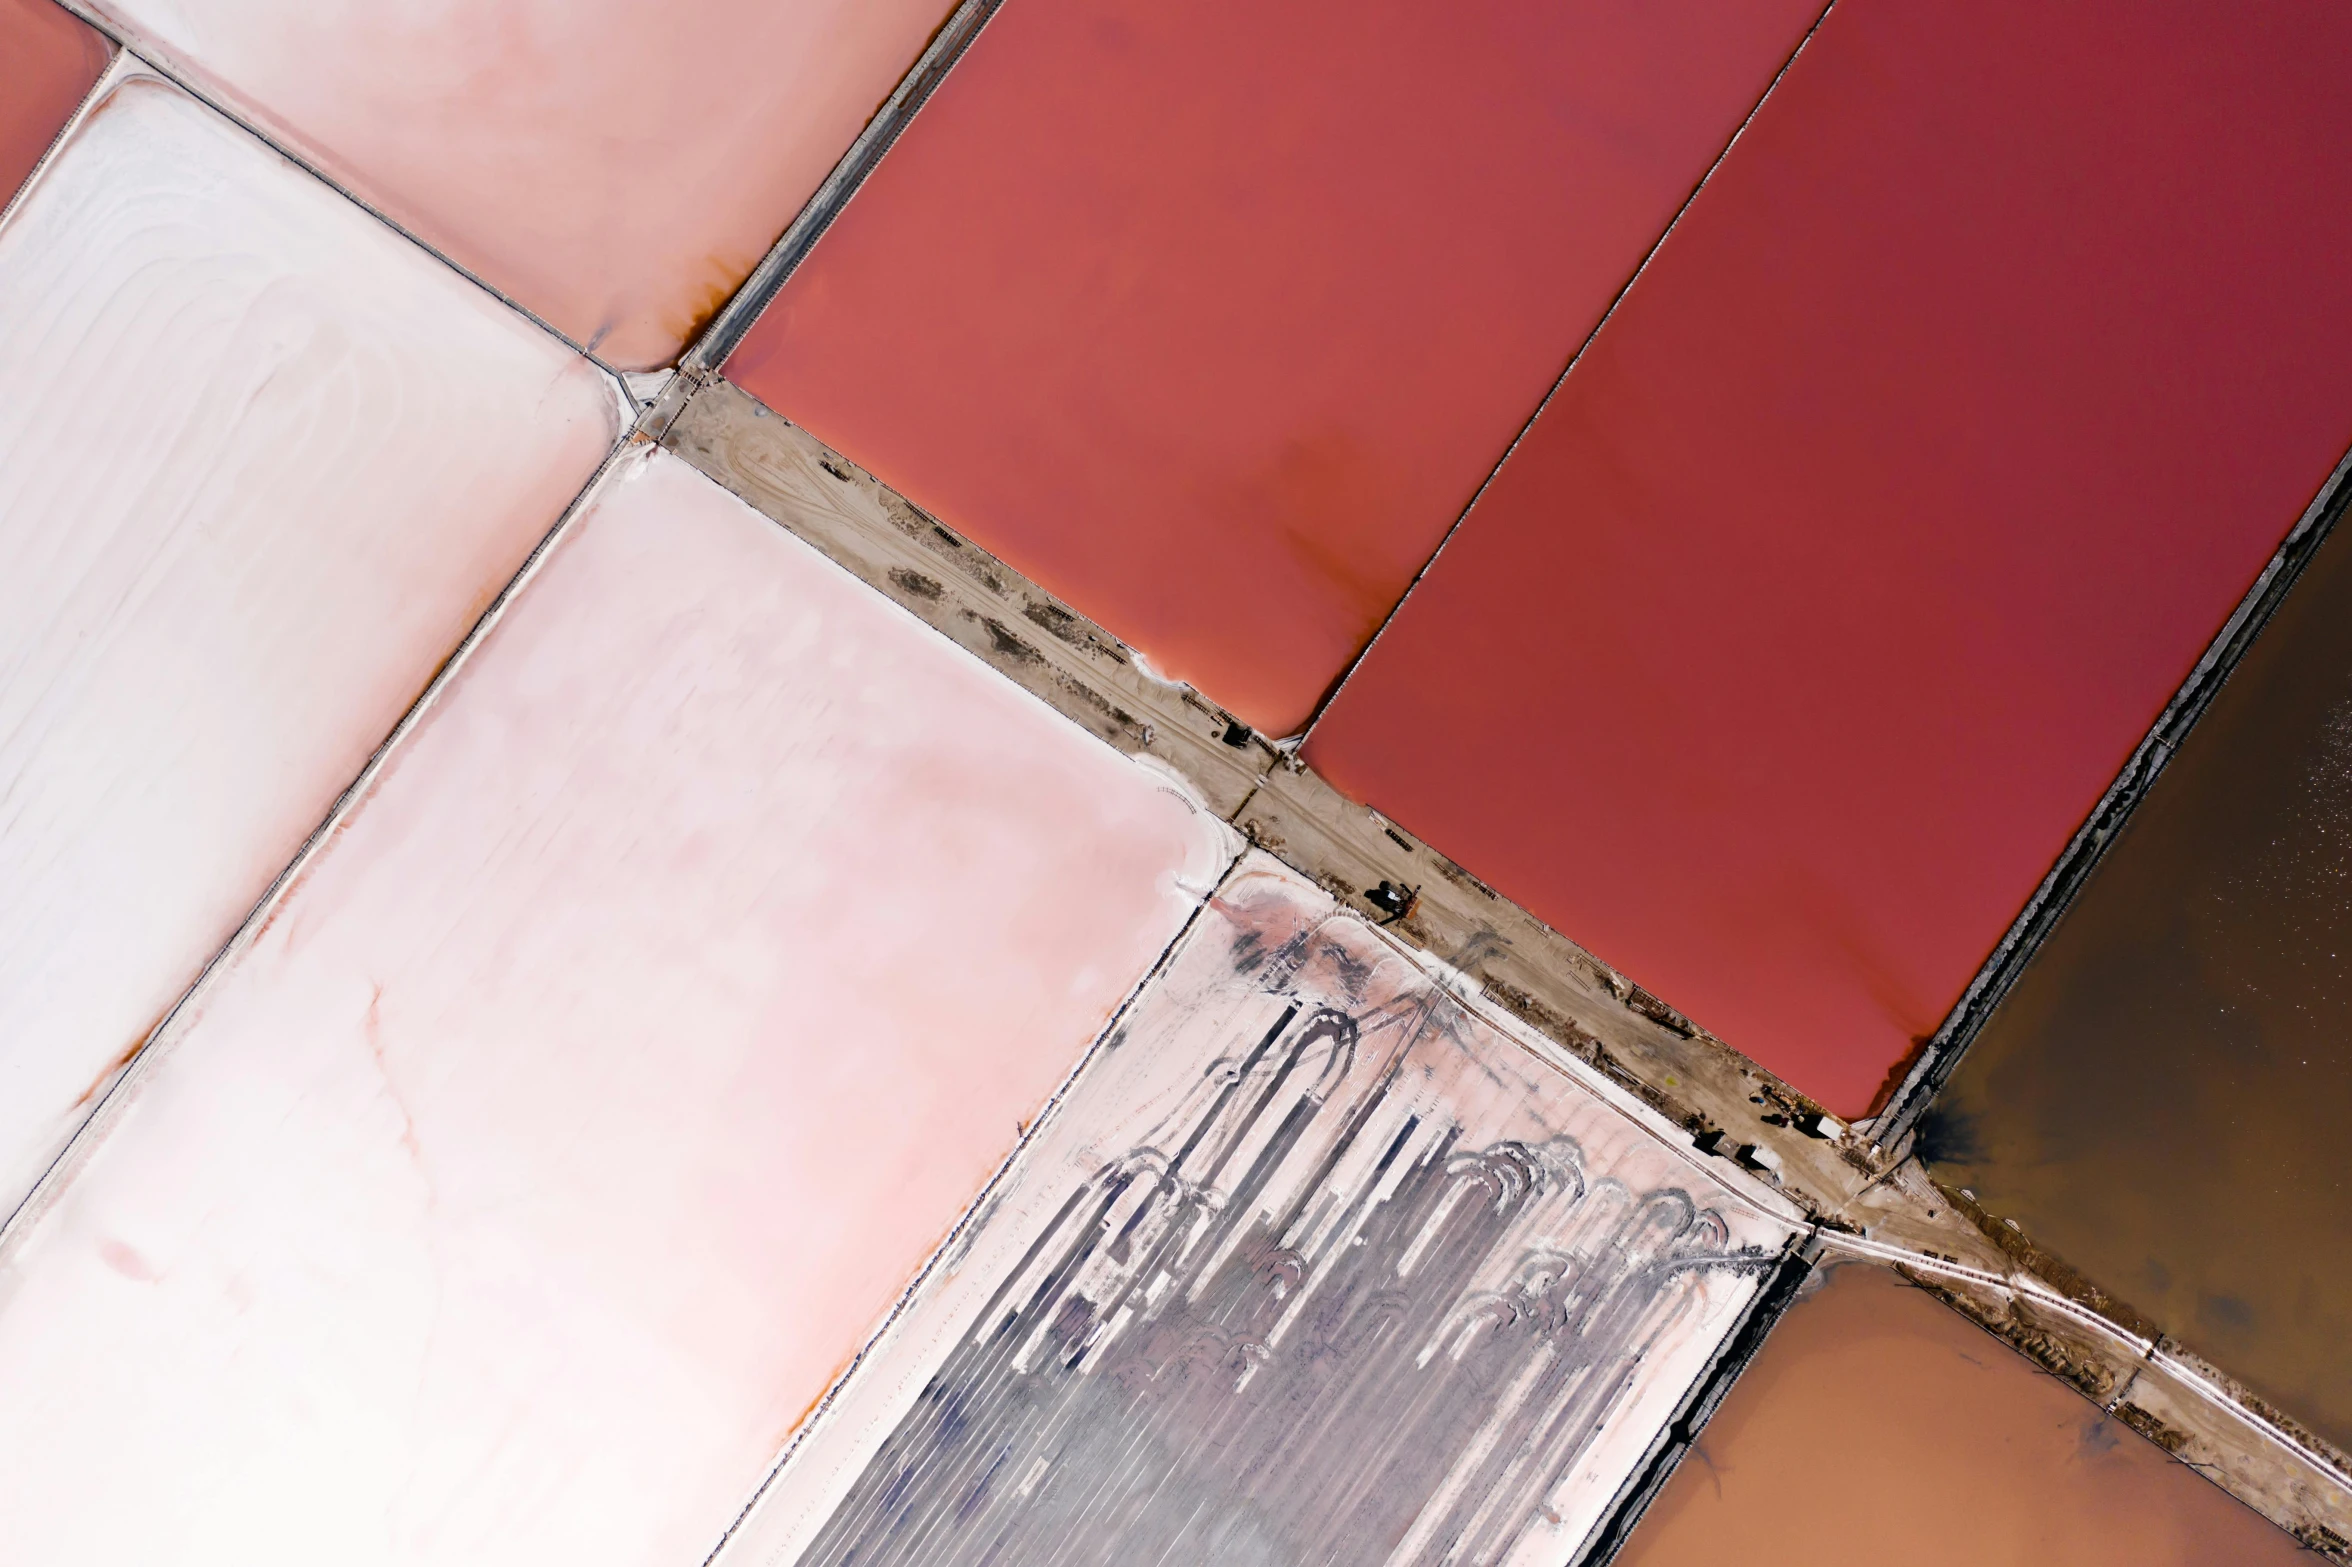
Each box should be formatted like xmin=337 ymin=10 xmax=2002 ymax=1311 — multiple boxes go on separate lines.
xmin=0 ymin=68 xmax=617 ymax=1214
xmin=0 ymin=448 xmax=1234 ymax=1567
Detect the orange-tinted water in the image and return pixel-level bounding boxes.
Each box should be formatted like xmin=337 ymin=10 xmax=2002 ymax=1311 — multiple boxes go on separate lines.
xmin=1617 ymin=1265 xmax=2303 ymax=1567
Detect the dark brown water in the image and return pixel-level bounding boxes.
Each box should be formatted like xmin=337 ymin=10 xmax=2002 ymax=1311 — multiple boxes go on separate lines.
xmin=1927 ymin=506 xmax=2352 ymax=1448
xmin=1616 ymin=1264 xmax=2304 ymax=1566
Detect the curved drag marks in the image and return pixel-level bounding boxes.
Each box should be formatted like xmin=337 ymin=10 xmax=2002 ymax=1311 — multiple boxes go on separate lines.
xmin=718 ymin=857 xmax=1798 ymax=1567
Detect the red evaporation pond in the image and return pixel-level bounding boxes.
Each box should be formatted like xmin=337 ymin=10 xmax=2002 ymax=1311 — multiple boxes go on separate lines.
xmin=1615 ymin=1265 xmax=2303 ymax=1566
xmin=729 ymin=0 xmax=1826 ymax=736
xmin=1309 ymin=0 xmax=2352 ymax=1115
xmin=1 ymin=0 xmax=109 ymax=209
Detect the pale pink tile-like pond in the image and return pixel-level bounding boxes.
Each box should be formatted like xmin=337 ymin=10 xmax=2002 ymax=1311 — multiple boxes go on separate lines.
xmin=0 ymin=66 xmax=617 ymax=1215
xmin=0 ymin=448 xmax=1234 ymax=1567
xmin=90 ymin=0 xmax=961 ymax=366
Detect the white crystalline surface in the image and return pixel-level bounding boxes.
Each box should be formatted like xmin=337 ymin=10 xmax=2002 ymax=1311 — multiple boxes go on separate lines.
xmin=0 ymin=70 xmax=617 ymax=1211
xmin=0 ymin=448 xmax=1236 ymax=1567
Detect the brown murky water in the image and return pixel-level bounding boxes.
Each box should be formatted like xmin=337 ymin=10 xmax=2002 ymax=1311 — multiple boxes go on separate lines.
xmin=1928 ymin=507 xmax=2352 ymax=1449
xmin=1616 ymin=1264 xmax=2303 ymax=1566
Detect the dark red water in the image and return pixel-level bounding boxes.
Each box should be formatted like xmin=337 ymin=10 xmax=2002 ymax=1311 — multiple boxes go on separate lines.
xmin=732 ymin=0 xmax=1822 ymax=735
xmin=1308 ymin=0 xmax=2352 ymax=1116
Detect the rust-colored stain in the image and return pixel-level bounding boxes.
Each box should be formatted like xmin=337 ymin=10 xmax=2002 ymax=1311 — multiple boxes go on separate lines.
xmin=1616 ymin=1265 xmax=2307 ymax=1565
xmin=1310 ymin=0 xmax=2352 ymax=1115
xmin=0 ymin=0 xmax=109 ymax=209
xmin=73 ymin=1040 xmax=142 ymax=1110
xmin=1863 ymin=1033 xmax=1933 ymax=1120
xmin=71 ymin=1005 xmax=173 ymax=1110
xmin=730 ymin=0 xmax=1826 ymax=734
xmin=1931 ymin=505 xmax=2352 ymax=1450
xmin=660 ymin=249 xmax=760 ymax=354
